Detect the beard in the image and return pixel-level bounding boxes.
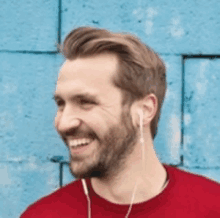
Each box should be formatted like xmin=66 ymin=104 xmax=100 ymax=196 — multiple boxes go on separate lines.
xmin=68 ymin=108 xmax=139 ymax=181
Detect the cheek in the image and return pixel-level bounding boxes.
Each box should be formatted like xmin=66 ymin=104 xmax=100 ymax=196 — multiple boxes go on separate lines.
xmin=84 ymin=114 xmax=110 ymax=138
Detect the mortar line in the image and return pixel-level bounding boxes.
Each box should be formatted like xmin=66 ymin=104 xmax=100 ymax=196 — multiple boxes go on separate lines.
xmin=59 ymin=162 xmax=63 ymax=188
xmin=182 ymin=54 xmax=220 ymax=59
xmin=180 ymin=55 xmax=186 ymax=166
xmin=0 ymin=50 xmax=58 ymax=54
xmin=58 ymin=0 xmax=62 ymax=46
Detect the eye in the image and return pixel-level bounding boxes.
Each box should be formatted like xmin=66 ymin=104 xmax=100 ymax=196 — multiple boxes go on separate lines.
xmin=56 ymin=100 xmax=65 ymax=107
xmin=80 ymin=99 xmax=95 ymax=105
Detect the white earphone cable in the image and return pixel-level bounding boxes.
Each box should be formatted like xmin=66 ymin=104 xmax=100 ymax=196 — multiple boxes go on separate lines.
xmin=86 ymin=195 xmax=91 ymax=218
xmin=124 ymin=180 xmax=138 ymax=218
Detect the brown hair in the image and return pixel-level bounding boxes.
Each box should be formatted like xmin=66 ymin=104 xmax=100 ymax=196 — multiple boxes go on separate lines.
xmin=62 ymin=27 xmax=166 ymax=139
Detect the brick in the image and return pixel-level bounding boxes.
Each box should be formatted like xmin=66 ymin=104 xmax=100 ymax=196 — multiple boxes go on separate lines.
xmin=62 ymin=0 xmax=220 ymax=54
xmin=0 ymin=53 xmax=67 ymax=161
xmin=154 ymin=55 xmax=182 ymax=164
xmin=0 ymin=161 xmax=58 ymax=218
xmin=0 ymin=0 xmax=58 ymax=51
xmin=184 ymin=58 xmax=220 ymax=167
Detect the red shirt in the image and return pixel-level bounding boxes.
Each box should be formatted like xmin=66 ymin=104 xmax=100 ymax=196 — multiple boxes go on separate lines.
xmin=20 ymin=165 xmax=220 ymax=217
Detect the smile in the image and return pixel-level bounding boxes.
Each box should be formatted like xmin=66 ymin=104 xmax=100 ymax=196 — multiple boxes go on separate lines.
xmin=69 ymin=138 xmax=94 ymax=149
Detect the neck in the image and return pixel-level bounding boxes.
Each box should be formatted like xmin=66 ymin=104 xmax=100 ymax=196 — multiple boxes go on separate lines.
xmin=91 ymin=136 xmax=167 ymax=205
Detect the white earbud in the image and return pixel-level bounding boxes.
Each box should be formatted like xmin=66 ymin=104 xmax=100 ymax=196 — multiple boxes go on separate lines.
xmin=138 ymin=109 xmax=145 ymax=172
xmin=138 ymin=109 xmax=143 ymax=122
xmin=138 ymin=109 xmax=143 ymax=129
xmin=138 ymin=109 xmax=144 ymax=142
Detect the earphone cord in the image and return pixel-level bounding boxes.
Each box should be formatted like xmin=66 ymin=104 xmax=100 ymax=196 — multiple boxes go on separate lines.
xmin=124 ymin=180 xmax=138 ymax=218
xmin=124 ymin=113 xmax=145 ymax=218
xmin=84 ymin=171 xmax=139 ymax=218
xmin=86 ymin=194 xmax=91 ymax=218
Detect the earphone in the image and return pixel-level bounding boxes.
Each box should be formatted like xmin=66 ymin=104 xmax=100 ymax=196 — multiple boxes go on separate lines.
xmin=138 ymin=109 xmax=143 ymax=121
xmin=138 ymin=109 xmax=145 ymax=173
xmin=81 ymin=109 xmax=145 ymax=218
xmin=138 ymin=109 xmax=144 ymax=140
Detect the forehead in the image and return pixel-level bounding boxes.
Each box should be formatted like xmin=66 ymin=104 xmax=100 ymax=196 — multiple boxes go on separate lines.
xmin=56 ymin=53 xmax=121 ymax=99
xmin=58 ymin=53 xmax=118 ymax=83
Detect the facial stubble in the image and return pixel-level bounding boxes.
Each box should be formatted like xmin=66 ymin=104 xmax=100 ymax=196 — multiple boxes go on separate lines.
xmin=69 ymin=109 xmax=139 ymax=181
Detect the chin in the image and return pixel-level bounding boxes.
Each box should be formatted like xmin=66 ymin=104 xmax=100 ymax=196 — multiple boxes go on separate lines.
xmin=69 ymin=158 xmax=109 ymax=180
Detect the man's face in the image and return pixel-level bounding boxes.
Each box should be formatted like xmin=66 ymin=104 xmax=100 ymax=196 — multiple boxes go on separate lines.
xmin=54 ymin=53 xmax=138 ymax=180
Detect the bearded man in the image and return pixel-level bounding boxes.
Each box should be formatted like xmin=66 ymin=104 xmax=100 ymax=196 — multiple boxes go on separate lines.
xmin=21 ymin=27 xmax=220 ymax=218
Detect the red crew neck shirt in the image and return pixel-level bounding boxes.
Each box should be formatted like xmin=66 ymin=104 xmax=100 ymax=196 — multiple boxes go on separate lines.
xmin=20 ymin=165 xmax=220 ymax=217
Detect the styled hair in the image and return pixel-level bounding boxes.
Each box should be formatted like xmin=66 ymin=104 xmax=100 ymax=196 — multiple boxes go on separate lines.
xmin=62 ymin=27 xmax=166 ymax=139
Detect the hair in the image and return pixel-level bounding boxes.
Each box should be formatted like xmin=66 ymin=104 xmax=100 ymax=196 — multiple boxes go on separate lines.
xmin=62 ymin=27 xmax=166 ymax=139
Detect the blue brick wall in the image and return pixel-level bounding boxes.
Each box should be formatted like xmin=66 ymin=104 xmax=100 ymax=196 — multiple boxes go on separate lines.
xmin=0 ymin=1 xmax=220 ymax=217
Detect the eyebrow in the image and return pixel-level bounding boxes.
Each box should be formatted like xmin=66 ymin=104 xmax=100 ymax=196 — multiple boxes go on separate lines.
xmin=53 ymin=92 xmax=99 ymax=103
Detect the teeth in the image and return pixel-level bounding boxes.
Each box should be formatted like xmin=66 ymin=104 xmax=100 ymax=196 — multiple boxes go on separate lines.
xmin=69 ymin=138 xmax=93 ymax=147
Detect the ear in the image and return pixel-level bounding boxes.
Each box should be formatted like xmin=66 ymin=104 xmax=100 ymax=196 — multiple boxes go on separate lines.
xmin=131 ymin=94 xmax=158 ymax=128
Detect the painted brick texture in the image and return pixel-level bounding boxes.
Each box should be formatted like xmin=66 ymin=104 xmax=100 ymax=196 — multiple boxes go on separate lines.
xmin=0 ymin=0 xmax=58 ymax=51
xmin=184 ymin=58 xmax=220 ymax=167
xmin=0 ymin=1 xmax=220 ymax=217
xmin=62 ymin=0 xmax=220 ymax=54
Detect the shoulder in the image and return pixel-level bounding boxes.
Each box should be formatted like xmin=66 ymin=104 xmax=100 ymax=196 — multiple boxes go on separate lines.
xmin=20 ymin=179 xmax=84 ymax=218
xmin=165 ymin=165 xmax=220 ymax=211
xmin=166 ymin=165 xmax=220 ymax=189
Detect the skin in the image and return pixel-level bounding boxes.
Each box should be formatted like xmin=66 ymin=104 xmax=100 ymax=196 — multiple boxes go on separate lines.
xmin=54 ymin=53 xmax=167 ymax=205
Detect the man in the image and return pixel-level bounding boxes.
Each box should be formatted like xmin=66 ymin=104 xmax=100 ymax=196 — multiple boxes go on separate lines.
xmin=21 ymin=27 xmax=220 ymax=218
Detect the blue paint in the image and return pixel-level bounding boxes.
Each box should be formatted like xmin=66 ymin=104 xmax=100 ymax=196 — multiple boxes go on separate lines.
xmin=0 ymin=165 xmax=11 ymax=185
xmin=184 ymin=59 xmax=220 ymax=167
xmin=0 ymin=0 xmax=58 ymax=51
xmin=62 ymin=0 xmax=220 ymax=54
xmin=154 ymin=55 xmax=182 ymax=164
xmin=0 ymin=53 xmax=66 ymax=161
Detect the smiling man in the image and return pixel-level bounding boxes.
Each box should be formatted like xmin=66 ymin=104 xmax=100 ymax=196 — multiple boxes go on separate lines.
xmin=21 ymin=27 xmax=220 ymax=218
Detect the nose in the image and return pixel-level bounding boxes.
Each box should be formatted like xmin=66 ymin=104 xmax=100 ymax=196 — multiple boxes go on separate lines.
xmin=55 ymin=107 xmax=82 ymax=134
